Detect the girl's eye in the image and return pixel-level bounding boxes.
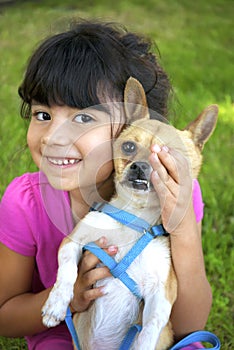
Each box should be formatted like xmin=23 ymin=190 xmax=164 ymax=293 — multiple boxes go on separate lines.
xmin=34 ymin=112 xmax=51 ymax=121
xmin=74 ymin=113 xmax=94 ymax=124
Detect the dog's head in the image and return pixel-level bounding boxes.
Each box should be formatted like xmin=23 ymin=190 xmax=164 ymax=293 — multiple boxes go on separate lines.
xmin=113 ymin=77 xmax=218 ymax=208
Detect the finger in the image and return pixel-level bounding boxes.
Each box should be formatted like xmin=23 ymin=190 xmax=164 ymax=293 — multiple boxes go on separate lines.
xmin=84 ymin=236 xmax=118 ymax=255
xmin=151 ymin=170 xmax=169 ymax=209
xmin=159 ymin=148 xmax=178 ymax=181
xmin=80 ymin=251 xmax=102 ymax=272
xmin=149 ymin=149 xmax=170 ymax=183
xmin=83 ymin=286 xmax=106 ymax=302
xmin=158 ymin=147 xmax=179 ymax=183
xmin=82 ymin=266 xmax=111 ymax=287
xmin=83 ymin=236 xmax=107 ymax=266
xmin=151 ymin=145 xmax=186 ymax=184
xmin=71 ymin=286 xmax=106 ymax=312
xmin=152 ymin=172 xmax=179 ymax=200
xmin=81 ymin=237 xmax=118 ymax=272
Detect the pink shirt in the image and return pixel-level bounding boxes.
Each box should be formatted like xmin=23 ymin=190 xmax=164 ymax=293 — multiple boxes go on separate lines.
xmin=0 ymin=172 xmax=204 ymax=349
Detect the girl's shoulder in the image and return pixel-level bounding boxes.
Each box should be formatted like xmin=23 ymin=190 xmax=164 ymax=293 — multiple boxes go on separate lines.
xmin=0 ymin=172 xmax=52 ymax=214
xmin=1 ymin=171 xmax=68 ymax=207
xmin=5 ymin=171 xmax=49 ymax=192
xmin=0 ymin=172 xmax=73 ymax=256
xmin=1 ymin=172 xmax=41 ymax=208
xmin=0 ymin=172 xmax=43 ymax=255
xmin=1 ymin=172 xmax=72 ymax=228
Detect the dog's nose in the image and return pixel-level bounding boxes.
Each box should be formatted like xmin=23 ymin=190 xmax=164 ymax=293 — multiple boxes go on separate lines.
xmin=130 ymin=162 xmax=151 ymax=179
xmin=130 ymin=162 xmax=150 ymax=172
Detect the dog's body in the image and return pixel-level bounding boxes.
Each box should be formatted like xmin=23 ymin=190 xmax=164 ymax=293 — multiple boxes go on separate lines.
xmin=42 ymin=78 xmax=218 ymax=350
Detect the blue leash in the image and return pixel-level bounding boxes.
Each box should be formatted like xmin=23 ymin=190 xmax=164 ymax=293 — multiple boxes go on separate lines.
xmin=65 ymin=202 xmax=221 ymax=350
xmin=169 ymin=330 xmax=221 ymax=350
xmin=65 ymin=307 xmax=81 ymax=350
xmin=65 ymin=310 xmax=220 ymax=350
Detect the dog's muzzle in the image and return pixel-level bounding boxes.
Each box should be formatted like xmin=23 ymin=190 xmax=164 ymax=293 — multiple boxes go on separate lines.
xmin=124 ymin=161 xmax=152 ymax=191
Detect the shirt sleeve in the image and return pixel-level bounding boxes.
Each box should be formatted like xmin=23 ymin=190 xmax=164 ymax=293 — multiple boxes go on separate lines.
xmin=0 ymin=174 xmax=39 ymax=256
xmin=192 ymin=179 xmax=204 ymax=223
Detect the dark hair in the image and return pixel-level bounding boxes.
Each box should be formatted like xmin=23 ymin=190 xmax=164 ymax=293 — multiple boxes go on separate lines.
xmin=18 ymin=20 xmax=171 ymax=119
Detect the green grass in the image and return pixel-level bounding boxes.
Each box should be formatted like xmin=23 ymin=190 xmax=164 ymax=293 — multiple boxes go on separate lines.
xmin=0 ymin=0 xmax=233 ymax=349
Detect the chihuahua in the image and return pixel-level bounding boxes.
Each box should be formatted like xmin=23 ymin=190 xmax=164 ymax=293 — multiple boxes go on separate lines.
xmin=42 ymin=77 xmax=218 ymax=350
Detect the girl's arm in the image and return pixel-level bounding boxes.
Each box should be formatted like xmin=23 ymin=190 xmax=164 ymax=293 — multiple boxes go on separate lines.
xmin=0 ymin=242 xmax=50 ymax=336
xmin=149 ymin=145 xmax=212 ymax=340
xmin=169 ymin=206 xmax=212 ymax=339
xmin=0 ymin=238 xmax=114 ymax=337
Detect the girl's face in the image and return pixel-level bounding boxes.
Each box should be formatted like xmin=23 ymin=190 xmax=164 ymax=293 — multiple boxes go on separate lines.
xmin=27 ymin=103 xmax=122 ymax=193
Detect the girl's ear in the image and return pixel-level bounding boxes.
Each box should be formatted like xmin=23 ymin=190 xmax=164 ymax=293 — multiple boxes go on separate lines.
xmin=185 ymin=105 xmax=218 ymax=150
xmin=124 ymin=77 xmax=150 ymax=123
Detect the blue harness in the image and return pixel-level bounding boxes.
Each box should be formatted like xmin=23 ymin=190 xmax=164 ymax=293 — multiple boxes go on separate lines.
xmin=65 ymin=202 xmax=221 ymax=350
xmin=86 ymin=202 xmax=167 ymax=299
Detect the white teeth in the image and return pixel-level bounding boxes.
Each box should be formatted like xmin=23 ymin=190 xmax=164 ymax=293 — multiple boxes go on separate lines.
xmin=133 ymin=179 xmax=148 ymax=185
xmin=48 ymin=158 xmax=79 ymax=166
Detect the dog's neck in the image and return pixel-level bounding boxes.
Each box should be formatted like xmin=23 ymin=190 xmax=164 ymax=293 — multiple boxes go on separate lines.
xmin=110 ymin=184 xmax=162 ymax=227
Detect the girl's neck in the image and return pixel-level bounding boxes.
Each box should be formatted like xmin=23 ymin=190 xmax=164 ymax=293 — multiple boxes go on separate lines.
xmin=69 ymin=174 xmax=115 ymax=224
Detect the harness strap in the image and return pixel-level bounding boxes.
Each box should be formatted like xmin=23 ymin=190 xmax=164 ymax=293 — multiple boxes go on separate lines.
xmin=111 ymin=228 xmax=164 ymax=279
xmin=83 ymin=242 xmax=141 ymax=299
xmin=90 ymin=202 xmax=166 ymax=236
xmin=119 ymin=324 xmax=142 ymax=350
xmin=86 ymin=203 xmax=167 ymax=300
xmin=65 ymin=202 xmax=167 ymax=349
xmin=83 ymin=224 xmax=166 ymax=299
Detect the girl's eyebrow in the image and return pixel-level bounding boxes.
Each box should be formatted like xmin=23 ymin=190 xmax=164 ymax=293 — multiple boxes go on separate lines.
xmin=89 ymin=104 xmax=111 ymax=115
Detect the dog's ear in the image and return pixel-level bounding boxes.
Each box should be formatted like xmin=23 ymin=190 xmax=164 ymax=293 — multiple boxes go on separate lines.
xmin=185 ymin=105 xmax=218 ymax=150
xmin=124 ymin=77 xmax=149 ymax=123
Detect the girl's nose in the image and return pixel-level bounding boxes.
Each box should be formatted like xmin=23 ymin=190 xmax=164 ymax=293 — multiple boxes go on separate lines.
xmin=41 ymin=135 xmax=54 ymax=145
xmin=41 ymin=120 xmax=75 ymax=146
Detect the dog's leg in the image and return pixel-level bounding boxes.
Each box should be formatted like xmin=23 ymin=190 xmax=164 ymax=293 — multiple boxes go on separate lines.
xmin=132 ymin=289 xmax=172 ymax=350
xmin=42 ymin=237 xmax=82 ymax=328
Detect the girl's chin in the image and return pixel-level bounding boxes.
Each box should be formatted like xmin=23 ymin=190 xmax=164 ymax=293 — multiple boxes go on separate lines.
xmin=44 ymin=173 xmax=95 ymax=192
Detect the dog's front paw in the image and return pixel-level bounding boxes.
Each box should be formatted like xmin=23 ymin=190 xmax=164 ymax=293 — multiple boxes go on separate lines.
xmin=42 ymin=285 xmax=73 ymax=327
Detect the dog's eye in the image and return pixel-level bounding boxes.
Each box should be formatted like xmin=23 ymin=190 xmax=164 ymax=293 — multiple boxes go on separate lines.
xmin=121 ymin=141 xmax=137 ymax=155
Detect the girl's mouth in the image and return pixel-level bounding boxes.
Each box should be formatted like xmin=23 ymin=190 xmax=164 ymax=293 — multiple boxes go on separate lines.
xmin=47 ymin=157 xmax=80 ymax=166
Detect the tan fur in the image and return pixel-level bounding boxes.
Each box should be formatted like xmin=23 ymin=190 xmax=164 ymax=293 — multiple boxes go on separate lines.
xmin=42 ymin=77 xmax=218 ymax=350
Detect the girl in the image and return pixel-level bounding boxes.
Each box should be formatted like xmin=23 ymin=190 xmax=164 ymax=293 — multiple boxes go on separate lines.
xmin=0 ymin=20 xmax=212 ymax=350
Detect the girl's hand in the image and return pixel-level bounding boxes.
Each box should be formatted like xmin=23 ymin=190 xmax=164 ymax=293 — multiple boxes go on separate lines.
xmin=70 ymin=237 xmax=117 ymax=313
xmin=149 ymin=145 xmax=195 ymax=234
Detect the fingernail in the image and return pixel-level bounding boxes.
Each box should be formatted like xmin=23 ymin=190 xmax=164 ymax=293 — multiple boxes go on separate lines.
xmin=162 ymin=145 xmax=169 ymax=152
xmin=152 ymin=152 xmax=159 ymax=161
xmin=100 ymin=287 xmax=108 ymax=295
xmin=108 ymin=245 xmax=117 ymax=253
xmin=152 ymin=144 xmax=161 ymax=153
